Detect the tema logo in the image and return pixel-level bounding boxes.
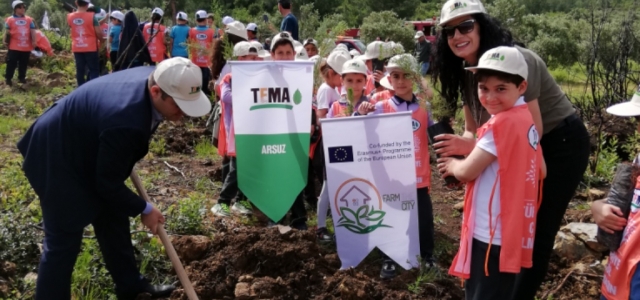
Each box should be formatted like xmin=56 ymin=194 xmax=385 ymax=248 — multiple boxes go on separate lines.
xmin=334 ymin=178 xmax=392 ymax=234
xmin=450 ymin=1 xmax=468 ymax=12
xmin=196 ymin=33 xmax=208 ymax=40
xmin=15 ymin=20 xmax=27 ymax=26
xmin=249 ymin=87 xmax=302 ymax=111
xmin=487 ymin=52 xmax=505 ymax=61
xmin=72 ymin=18 xmax=84 ymax=25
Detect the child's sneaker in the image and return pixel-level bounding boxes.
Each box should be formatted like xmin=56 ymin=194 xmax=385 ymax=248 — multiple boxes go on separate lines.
xmin=316 ymin=227 xmax=334 ymax=242
xmin=211 ymin=203 xmax=231 ymax=217
xmin=231 ymin=201 xmax=253 ymax=215
xmin=380 ymin=259 xmax=397 ymax=279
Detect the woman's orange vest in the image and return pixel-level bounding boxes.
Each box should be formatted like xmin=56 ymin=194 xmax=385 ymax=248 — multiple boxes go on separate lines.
xmin=602 ymin=170 xmax=640 ymax=300
xmin=449 ymin=104 xmax=543 ymax=279
xmin=67 ymin=12 xmax=98 ymax=52
xmin=381 ymin=100 xmax=431 ymax=189
xmin=6 ymin=16 xmax=34 ymax=51
xmin=189 ymin=27 xmax=214 ymax=67
xmin=143 ymin=23 xmax=167 ymax=63
xmin=35 ymin=30 xmax=53 ymax=56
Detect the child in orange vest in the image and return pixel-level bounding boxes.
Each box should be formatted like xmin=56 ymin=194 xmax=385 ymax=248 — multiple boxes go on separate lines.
xmin=4 ymin=0 xmax=36 ymax=86
xmin=592 ymin=87 xmax=640 ymax=300
xmin=143 ymin=8 xmax=168 ymax=66
xmin=359 ymin=54 xmax=435 ymax=279
xmin=190 ymin=10 xmax=215 ymax=97
xmin=437 ymin=46 xmax=546 ymax=300
xmin=328 ymin=59 xmax=371 ymax=118
xmin=67 ymin=0 xmax=103 ymax=86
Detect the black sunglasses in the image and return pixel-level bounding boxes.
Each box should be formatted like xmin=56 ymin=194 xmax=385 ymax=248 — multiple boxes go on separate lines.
xmin=442 ymin=19 xmax=476 ymax=39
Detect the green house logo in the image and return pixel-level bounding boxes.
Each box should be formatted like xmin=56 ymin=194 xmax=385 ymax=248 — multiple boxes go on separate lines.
xmin=334 ymin=179 xmax=392 ymax=234
xmin=250 ymin=87 xmax=302 ymax=111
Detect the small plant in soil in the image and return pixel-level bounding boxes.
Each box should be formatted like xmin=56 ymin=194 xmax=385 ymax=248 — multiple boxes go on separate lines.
xmin=194 ymin=137 xmax=218 ymax=159
xmin=165 ymin=193 xmax=209 ymax=235
xmin=149 ymin=137 xmax=167 ymax=157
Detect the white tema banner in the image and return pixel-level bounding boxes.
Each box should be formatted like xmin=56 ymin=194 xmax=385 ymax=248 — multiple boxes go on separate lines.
xmin=322 ymin=112 xmax=420 ymax=269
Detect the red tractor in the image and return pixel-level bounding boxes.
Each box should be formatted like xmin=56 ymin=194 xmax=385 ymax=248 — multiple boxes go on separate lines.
xmin=407 ymin=18 xmax=439 ymax=43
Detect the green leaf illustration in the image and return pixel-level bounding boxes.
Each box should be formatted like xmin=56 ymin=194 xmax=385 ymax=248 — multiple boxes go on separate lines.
xmin=365 ymin=210 xmax=385 ymax=222
xmin=338 ymin=216 xmax=354 ymax=225
xmin=340 ymin=206 xmax=358 ymax=223
xmin=356 ymin=205 xmax=369 ymax=218
xmin=338 ymin=223 xmax=366 ymax=234
xmin=293 ymin=89 xmax=302 ymax=105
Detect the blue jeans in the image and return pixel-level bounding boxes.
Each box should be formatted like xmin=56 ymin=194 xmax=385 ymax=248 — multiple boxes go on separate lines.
xmin=420 ymin=62 xmax=430 ymax=76
xmin=601 ymin=262 xmax=640 ymax=300
xmin=74 ymin=52 xmax=100 ymax=86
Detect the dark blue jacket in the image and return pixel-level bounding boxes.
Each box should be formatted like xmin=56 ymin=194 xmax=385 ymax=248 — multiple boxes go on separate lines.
xmin=17 ymin=67 xmax=158 ymax=227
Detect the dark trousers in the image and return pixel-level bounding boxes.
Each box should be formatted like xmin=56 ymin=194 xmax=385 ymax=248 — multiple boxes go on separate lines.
xmin=218 ymin=157 xmax=246 ymax=205
xmin=110 ymin=51 xmax=119 ymax=72
xmin=73 ymin=52 xmax=100 ymax=86
xmin=465 ymin=239 xmax=517 ymax=300
xmin=382 ymin=188 xmax=433 ymax=260
xmin=36 ymin=205 xmax=144 ymax=300
xmin=99 ymin=52 xmax=108 ymax=76
xmin=511 ymin=115 xmax=590 ymax=299
xmin=5 ymin=50 xmax=30 ymax=83
xmin=200 ymin=67 xmax=211 ymax=97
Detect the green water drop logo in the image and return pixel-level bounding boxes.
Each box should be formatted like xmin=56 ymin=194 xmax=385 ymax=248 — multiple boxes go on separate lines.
xmin=293 ymin=89 xmax=302 ymax=105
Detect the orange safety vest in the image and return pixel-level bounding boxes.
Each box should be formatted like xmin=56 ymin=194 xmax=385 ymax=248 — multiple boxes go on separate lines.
xmin=143 ymin=23 xmax=167 ymax=63
xmin=365 ymin=74 xmax=375 ymax=96
xmin=370 ymin=90 xmax=393 ymax=105
xmin=449 ymin=104 xmax=543 ymax=279
xmin=6 ymin=16 xmax=34 ymax=51
xmin=602 ymin=169 xmax=640 ymax=300
xmin=35 ymin=30 xmax=53 ymax=56
xmin=67 ymin=12 xmax=98 ymax=52
xmin=381 ymin=100 xmax=431 ymax=189
xmin=189 ymin=27 xmax=214 ymax=67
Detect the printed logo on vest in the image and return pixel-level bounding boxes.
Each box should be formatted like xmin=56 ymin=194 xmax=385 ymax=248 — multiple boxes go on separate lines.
xmin=527 ymin=124 xmax=539 ymax=150
xmin=411 ymin=119 xmax=421 ymax=131
xmin=146 ymin=28 xmax=158 ymax=34
xmin=15 ymin=20 xmax=27 ymax=26
xmin=196 ymin=33 xmax=208 ymax=40
xmin=72 ymin=18 xmax=84 ymax=25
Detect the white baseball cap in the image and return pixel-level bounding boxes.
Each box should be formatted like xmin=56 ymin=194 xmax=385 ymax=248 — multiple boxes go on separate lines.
xmin=360 ymin=41 xmax=385 ymax=61
xmin=222 ymin=16 xmax=234 ymax=25
xmin=380 ymin=74 xmax=394 ymax=90
xmin=176 ymin=11 xmax=187 ymax=21
xmin=607 ymin=86 xmax=640 ymax=117
xmin=153 ymin=57 xmax=212 ymax=117
xmin=234 ymin=41 xmax=258 ymax=57
xmin=110 ymin=11 xmax=124 ymax=22
xmin=303 ymin=38 xmax=318 ymax=48
xmin=271 ymin=32 xmax=295 ymax=50
xmin=439 ymin=0 xmax=487 ymax=26
xmin=246 ymin=23 xmax=257 ymax=31
xmin=414 ymin=31 xmax=425 ymax=39
xmin=327 ymin=51 xmax=350 ymax=75
xmin=465 ymin=46 xmax=528 ymax=81
xmin=295 ymin=46 xmax=309 ymax=61
xmin=293 ymin=40 xmax=303 ymax=48
xmin=387 ymin=54 xmax=418 ymax=73
xmin=11 ymin=0 xmax=24 ymax=9
xmin=309 ymin=55 xmax=321 ymax=63
xmin=195 ymin=10 xmax=207 ymax=20
xmin=225 ymin=21 xmax=248 ymax=41
xmin=342 ymin=59 xmax=368 ymax=76
xmin=249 ymin=41 xmax=268 ymax=58
xmin=349 ymin=49 xmax=360 ymax=58
xmin=151 ymin=7 xmax=164 ymax=17
xmin=95 ymin=9 xmax=107 ymax=21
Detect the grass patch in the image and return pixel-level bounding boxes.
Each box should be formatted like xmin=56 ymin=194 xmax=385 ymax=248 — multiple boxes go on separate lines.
xmin=149 ymin=137 xmax=167 ymax=157
xmin=194 ymin=137 xmax=217 ymax=159
xmin=165 ymin=192 xmax=210 ymax=235
xmin=407 ymin=266 xmax=441 ymax=294
xmin=0 ymin=116 xmax=31 ymax=138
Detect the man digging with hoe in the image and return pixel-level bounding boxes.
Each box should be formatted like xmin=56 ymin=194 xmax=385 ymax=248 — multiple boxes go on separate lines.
xmin=17 ymin=57 xmax=211 ymax=300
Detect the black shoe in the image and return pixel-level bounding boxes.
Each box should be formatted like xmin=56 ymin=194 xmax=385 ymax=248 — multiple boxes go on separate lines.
xmin=5 ymin=81 xmax=11 ymax=87
xmin=18 ymin=79 xmax=26 ymax=84
xmin=141 ymin=280 xmax=175 ymax=299
xmin=316 ymin=227 xmax=333 ymax=242
xmin=380 ymin=259 xmax=397 ymax=279
xmin=291 ymin=221 xmax=308 ymax=231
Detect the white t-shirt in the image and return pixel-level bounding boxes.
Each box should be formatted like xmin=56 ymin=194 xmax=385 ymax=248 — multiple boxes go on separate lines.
xmin=317 ymin=83 xmax=340 ymax=110
xmin=472 ymin=97 xmax=526 ymax=245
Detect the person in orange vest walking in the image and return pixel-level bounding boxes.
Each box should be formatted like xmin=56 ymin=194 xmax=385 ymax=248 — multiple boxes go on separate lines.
xmin=436 ymin=47 xmax=546 ymax=300
xmin=3 ymin=0 xmax=37 ymax=87
xmin=143 ymin=8 xmax=168 ymax=66
xmin=67 ymin=0 xmax=103 ymax=86
xmin=189 ymin=10 xmax=215 ymax=97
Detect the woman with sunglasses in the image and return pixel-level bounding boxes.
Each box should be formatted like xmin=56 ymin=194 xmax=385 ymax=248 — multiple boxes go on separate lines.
xmin=431 ymin=0 xmax=590 ymax=299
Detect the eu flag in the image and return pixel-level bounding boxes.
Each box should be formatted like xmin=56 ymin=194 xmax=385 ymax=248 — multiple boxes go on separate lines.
xmin=328 ymin=146 xmax=354 ymax=163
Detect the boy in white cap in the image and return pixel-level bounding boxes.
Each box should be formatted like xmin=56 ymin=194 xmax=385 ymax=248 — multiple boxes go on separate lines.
xmin=189 ymin=10 xmax=215 ymax=96
xmin=108 ymin=11 xmax=124 ymax=71
xmin=4 ymin=0 xmax=37 ymax=86
xmin=303 ymin=38 xmax=318 ymax=57
xmin=328 ymin=59 xmax=371 ymax=118
xmin=169 ymin=12 xmax=189 ymax=59
xmin=246 ymin=23 xmax=258 ymax=41
xmin=437 ymin=46 xmax=546 ymax=299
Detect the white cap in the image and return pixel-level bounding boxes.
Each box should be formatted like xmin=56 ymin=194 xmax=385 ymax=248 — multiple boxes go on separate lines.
xmin=439 ymin=0 xmax=487 ymax=26
xmin=414 ymin=31 xmax=425 ymax=39
xmin=11 ymin=0 xmax=23 ymax=9
xmin=195 ymin=10 xmax=207 ymax=20
xmin=335 ymin=43 xmax=348 ymax=52
xmin=293 ymin=40 xmax=303 ymax=48
xmin=342 ymin=59 xmax=368 ymax=76
xmin=222 ymin=16 xmax=234 ymax=25
xmin=176 ymin=11 xmax=187 ymax=21
xmin=111 ymin=11 xmax=125 ymax=22
xmin=153 ymin=57 xmax=212 ymax=117
xmin=382 ymin=42 xmax=403 ymax=59
xmin=271 ymin=32 xmax=294 ymax=50
xmin=380 ymin=74 xmax=394 ymax=90
xmin=387 ymin=54 xmax=418 ymax=72
xmin=309 ymin=55 xmax=321 ymax=63
xmin=295 ymin=45 xmax=309 ymax=61
xmin=87 ymin=3 xmax=94 ymax=8
xmin=262 ymin=52 xmax=272 ymax=61
xmin=349 ymin=49 xmax=360 ymax=58
xmin=151 ymin=7 xmax=164 ymax=17
xmin=246 ymin=23 xmax=257 ymax=31
xmin=607 ymin=86 xmax=640 ymax=117
xmin=327 ymin=51 xmax=350 ymax=75
xmin=465 ymin=46 xmax=528 ymax=80
xmin=234 ymin=41 xmax=258 ymax=57
xmin=95 ymin=9 xmax=107 ymax=20
xmin=225 ymin=21 xmax=248 ymax=41
xmin=360 ymin=41 xmax=385 ymax=61
xmin=303 ymin=38 xmax=317 ymax=48
xmin=249 ymin=41 xmax=268 ymax=58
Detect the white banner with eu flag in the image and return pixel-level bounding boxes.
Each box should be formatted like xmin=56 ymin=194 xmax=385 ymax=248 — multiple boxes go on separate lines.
xmin=321 ymin=112 xmax=420 ymax=270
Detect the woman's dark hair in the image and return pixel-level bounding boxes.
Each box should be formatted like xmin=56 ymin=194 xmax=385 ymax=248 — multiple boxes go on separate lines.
xmin=431 ymin=13 xmax=515 ymax=112
xmin=211 ymin=34 xmax=246 ymax=80
xmin=474 ymin=69 xmax=525 ymax=87
xmin=151 ymin=13 xmax=162 ymax=22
